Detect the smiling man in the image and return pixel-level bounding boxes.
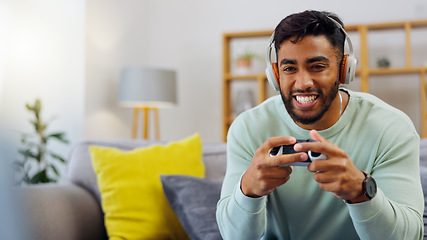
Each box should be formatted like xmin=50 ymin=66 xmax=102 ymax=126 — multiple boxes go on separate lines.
xmin=216 ymin=10 xmax=424 ymax=240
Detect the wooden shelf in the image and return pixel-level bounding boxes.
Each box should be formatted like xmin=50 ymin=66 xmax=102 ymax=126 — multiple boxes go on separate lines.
xmin=354 ymin=67 xmax=427 ymax=75
xmin=224 ymin=73 xmax=266 ymax=81
xmin=363 ymin=20 xmax=427 ymax=30
xmin=223 ymin=30 xmax=273 ymax=39
xmin=222 ymin=19 xmax=427 ymax=141
xmin=368 ymin=67 xmax=427 ymax=75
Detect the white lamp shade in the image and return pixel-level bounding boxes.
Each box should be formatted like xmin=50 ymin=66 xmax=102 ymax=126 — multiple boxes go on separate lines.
xmin=118 ymin=67 xmax=177 ymax=108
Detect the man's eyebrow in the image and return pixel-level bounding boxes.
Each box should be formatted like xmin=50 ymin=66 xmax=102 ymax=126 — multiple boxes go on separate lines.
xmin=280 ymin=59 xmax=296 ymax=66
xmin=280 ymin=56 xmax=329 ymax=66
xmin=306 ymin=56 xmax=329 ymax=64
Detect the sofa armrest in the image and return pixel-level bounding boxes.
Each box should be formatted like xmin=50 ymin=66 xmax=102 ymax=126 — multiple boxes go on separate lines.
xmin=15 ymin=183 xmax=107 ymax=240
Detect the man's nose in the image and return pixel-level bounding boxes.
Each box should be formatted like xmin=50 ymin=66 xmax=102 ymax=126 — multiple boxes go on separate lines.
xmin=294 ymin=70 xmax=314 ymax=90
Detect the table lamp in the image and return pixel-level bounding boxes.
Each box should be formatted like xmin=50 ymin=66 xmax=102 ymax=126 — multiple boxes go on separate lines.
xmin=118 ymin=67 xmax=177 ymax=139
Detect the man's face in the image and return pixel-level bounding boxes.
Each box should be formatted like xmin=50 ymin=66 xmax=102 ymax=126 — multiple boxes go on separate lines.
xmin=276 ymin=35 xmax=341 ymax=127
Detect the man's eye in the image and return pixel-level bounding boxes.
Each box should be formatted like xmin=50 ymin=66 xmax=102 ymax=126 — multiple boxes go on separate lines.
xmin=283 ymin=66 xmax=296 ymax=72
xmin=311 ymin=64 xmax=326 ymax=70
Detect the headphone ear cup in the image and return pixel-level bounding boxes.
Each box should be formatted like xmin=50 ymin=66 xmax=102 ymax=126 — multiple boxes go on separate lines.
xmin=339 ymin=55 xmax=349 ymax=84
xmin=272 ymin=64 xmax=280 ymax=82
xmin=266 ymin=63 xmax=280 ymax=91
xmin=265 ymin=32 xmax=281 ymax=91
xmin=340 ymin=54 xmax=357 ymax=84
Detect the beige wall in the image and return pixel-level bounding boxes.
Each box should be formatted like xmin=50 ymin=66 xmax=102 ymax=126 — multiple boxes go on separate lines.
xmin=2 ymin=0 xmax=427 ymax=149
xmin=0 ymin=0 xmax=85 ymax=181
xmin=2 ymin=0 xmax=426 ymax=181
xmin=85 ymin=0 xmax=427 ymax=142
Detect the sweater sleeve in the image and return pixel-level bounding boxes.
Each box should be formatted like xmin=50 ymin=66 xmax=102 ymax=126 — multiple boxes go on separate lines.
xmin=216 ymin=116 xmax=268 ymax=240
xmin=216 ymin=178 xmax=268 ymax=240
xmin=347 ymin=132 xmax=424 ymax=240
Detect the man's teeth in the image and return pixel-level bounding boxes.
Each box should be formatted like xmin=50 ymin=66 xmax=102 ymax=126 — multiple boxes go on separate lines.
xmin=296 ymin=95 xmax=317 ymax=104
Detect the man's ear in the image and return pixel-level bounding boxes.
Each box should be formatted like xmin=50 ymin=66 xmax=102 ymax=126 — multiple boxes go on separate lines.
xmin=272 ymin=63 xmax=280 ymax=86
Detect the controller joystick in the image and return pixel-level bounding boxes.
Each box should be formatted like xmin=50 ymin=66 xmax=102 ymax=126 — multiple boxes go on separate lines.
xmin=269 ymin=139 xmax=327 ymax=166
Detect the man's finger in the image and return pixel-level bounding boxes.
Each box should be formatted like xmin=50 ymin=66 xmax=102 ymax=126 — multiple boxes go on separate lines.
xmin=270 ymin=152 xmax=308 ymax=167
xmin=310 ymin=130 xmax=327 ymax=143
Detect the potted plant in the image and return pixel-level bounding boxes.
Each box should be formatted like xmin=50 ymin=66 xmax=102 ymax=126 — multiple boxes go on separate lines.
xmin=235 ymin=51 xmax=260 ymax=75
xmin=236 ymin=52 xmax=257 ymax=69
xmin=15 ymin=99 xmax=69 ymax=184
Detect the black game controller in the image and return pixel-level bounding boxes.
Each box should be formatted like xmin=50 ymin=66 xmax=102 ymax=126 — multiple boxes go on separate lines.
xmin=269 ymin=139 xmax=327 ymax=166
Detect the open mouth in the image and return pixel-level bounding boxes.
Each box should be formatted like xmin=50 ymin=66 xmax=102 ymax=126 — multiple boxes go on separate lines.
xmin=294 ymin=95 xmax=318 ymax=105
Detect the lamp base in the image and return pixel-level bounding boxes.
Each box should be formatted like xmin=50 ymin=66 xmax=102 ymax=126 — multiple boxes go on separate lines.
xmin=132 ymin=107 xmax=159 ymax=140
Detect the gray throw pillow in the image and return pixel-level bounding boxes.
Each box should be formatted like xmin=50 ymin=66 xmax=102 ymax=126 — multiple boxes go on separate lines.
xmin=161 ymin=175 xmax=223 ymax=240
xmin=420 ymin=165 xmax=427 ymax=240
xmin=420 ymin=166 xmax=427 ymax=215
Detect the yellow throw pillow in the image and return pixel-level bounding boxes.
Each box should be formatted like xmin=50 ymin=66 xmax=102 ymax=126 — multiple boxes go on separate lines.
xmin=90 ymin=133 xmax=204 ymax=240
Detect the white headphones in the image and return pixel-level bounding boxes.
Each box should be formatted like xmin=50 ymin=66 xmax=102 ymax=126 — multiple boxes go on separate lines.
xmin=265 ymin=16 xmax=357 ymax=91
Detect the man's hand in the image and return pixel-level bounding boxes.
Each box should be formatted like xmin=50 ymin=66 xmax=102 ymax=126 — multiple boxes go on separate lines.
xmin=301 ymin=130 xmax=366 ymax=202
xmin=241 ymin=136 xmax=307 ymax=198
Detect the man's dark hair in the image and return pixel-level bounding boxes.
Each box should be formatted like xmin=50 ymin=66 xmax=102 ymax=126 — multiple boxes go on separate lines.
xmin=274 ymin=10 xmax=345 ymax=59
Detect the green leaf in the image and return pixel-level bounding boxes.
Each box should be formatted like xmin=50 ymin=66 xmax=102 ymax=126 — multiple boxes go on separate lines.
xmin=30 ymin=170 xmax=50 ymax=184
xmin=18 ymin=149 xmax=38 ymax=160
xmin=34 ymin=99 xmax=41 ymax=114
xmin=49 ymin=164 xmax=60 ymax=176
xmin=50 ymin=152 xmax=66 ymax=163
xmin=25 ymin=103 xmax=33 ymax=111
xmin=48 ymin=132 xmax=64 ymax=138
xmin=47 ymin=132 xmax=69 ymax=144
xmin=30 ymin=120 xmax=38 ymax=131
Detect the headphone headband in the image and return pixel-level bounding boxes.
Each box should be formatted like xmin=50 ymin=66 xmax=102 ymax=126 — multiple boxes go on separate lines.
xmin=265 ymin=16 xmax=357 ymax=91
xmin=327 ymin=17 xmax=355 ymax=66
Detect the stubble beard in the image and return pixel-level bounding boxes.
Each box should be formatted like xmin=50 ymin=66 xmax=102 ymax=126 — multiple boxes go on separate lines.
xmin=280 ymin=80 xmax=340 ymax=125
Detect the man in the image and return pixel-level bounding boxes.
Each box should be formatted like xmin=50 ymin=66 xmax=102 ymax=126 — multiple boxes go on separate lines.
xmin=216 ymin=10 xmax=424 ymax=240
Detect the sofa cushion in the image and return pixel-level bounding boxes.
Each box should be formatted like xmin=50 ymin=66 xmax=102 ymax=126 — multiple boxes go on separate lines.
xmin=68 ymin=138 xmax=164 ymax=202
xmin=68 ymin=139 xmax=227 ymax=202
xmin=420 ymin=138 xmax=427 ymax=167
xmin=161 ymin=175 xmax=222 ymax=240
xmin=201 ymin=143 xmax=227 ymax=181
xmin=90 ymin=133 xmax=204 ymax=240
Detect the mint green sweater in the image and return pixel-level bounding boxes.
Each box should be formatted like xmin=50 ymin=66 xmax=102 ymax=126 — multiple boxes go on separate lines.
xmin=217 ymin=89 xmax=424 ymax=240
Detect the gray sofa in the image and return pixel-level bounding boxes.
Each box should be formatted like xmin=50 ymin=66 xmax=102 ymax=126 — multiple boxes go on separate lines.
xmin=14 ymin=138 xmax=427 ymax=240
xmin=16 ymin=139 xmax=227 ymax=240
